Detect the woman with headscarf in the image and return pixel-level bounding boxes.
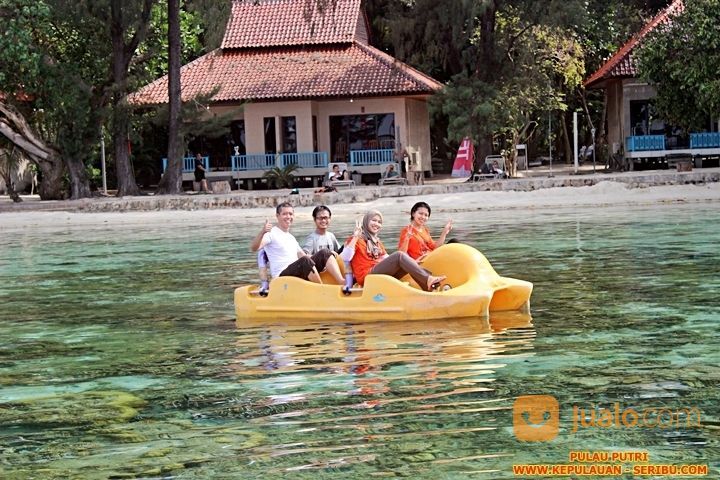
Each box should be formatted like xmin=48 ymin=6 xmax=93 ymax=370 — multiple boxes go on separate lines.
xmin=340 ymin=210 xmax=446 ymax=291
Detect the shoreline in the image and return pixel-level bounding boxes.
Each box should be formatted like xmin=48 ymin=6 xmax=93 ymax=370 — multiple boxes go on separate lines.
xmin=1 ymin=181 xmax=718 ymax=228
xmin=1 ymin=167 xmax=719 ymax=216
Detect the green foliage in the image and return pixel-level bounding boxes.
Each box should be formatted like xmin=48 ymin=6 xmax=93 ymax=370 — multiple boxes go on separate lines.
xmin=137 ymin=2 xmax=205 ymax=83
xmin=185 ymin=0 xmax=232 ymax=51
xmin=0 ymin=0 xmax=109 ymax=191
xmin=263 ymin=164 xmax=299 ymax=189
xmin=436 ymin=5 xmax=584 ymax=146
xmin=382 ymin=0 xmax=478 ymax=80
xmin=382 ymin=0 xmax=669 ymax=160
xmin=637 ymin=0 xmax=720 ymax=131
xmin=385 ymin=0 xmax=578 ymax=162
xmin=150 ymin=89 xmax=237 ymax=148
xmin=0 ymin=0 xmax=215 ymax=197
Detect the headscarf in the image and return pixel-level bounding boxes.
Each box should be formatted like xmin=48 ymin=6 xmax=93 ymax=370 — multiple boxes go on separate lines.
xmin=361 ymin=210 xmax=384 ymax=258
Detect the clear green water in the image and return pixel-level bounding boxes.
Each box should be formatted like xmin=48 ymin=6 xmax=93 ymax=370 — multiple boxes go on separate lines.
xmin=1 ymin=205 xmax=718 ymax=479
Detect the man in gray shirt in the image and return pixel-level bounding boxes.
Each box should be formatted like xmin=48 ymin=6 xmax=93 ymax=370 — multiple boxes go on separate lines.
xmin=303 ymin=205 xmax=341 ymax=254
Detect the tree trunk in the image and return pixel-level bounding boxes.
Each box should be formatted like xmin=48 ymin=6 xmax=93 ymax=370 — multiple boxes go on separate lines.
xmin=560 ymin=112 xmax=572 ymax=164
xmin=0 ymin=101 xmax=66 ymax=200
xmin=110 ymin=0 xmax=141 ymax=197
xmin=476 ymin=134 xmax=493 ymax=172
xmin=65 ymin=155 xmax=92 ymax=199
xmin=0 ymin=161 xmax=22 ymax=202
xmin=111 ymin=105 xmax=139 ymax=197
xmin=507 ymin=130 xmax=519 ymax=177
xmin=3 ymin=179 xmax=22 ymax=202
xmin=157 ymin=0 xmax=184 ymax=195
xmin=36 ymin=154 xmax=65 ymax=200
xmin=476 ymin=1 xmax=499 ymax=82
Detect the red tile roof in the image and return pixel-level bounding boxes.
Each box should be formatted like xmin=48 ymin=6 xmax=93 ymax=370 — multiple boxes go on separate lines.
xmin=128 ymin=42 xmax=442 ymax=105
xmin=584 ymin=0 xmax=684 ymax=89
xmin=222 ymin=0 xmax=362 ymax=49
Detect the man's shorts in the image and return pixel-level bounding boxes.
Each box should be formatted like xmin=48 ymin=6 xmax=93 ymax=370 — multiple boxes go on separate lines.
xmin=279 ymin=249 xmax=333 ymax=280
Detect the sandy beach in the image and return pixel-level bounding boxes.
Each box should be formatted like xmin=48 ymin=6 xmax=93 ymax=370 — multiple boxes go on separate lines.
xmin=1 ymin=180 xmax=719 ymax=229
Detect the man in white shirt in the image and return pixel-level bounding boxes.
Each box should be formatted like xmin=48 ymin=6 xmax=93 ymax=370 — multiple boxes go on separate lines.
xmin=250 ymin=202 xmax=344 ymax=284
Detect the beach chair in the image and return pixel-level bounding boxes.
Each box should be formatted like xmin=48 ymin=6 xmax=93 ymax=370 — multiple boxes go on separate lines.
xmin=325 ymin=162 xmax=355 ymax=188
xmin=378 ymin=162 xmax=407 ymax=186
xmin=472 ymin=155 xmax=506 ymax=181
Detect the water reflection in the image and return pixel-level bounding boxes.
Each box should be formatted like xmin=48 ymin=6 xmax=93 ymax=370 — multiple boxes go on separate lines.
xmin=222 ymin=313 xmax=535 ymax=473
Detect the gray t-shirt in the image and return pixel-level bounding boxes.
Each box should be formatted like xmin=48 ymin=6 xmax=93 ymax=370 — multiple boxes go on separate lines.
xmin=302 ymin=231 xmax=340 ymax=254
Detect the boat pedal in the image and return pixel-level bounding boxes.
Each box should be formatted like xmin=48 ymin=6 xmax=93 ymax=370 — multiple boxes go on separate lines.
xmin=342 ymin=287 xmax=362 ymax=295
xmin=441 ymin=284 xmax=452 ymax=291
xmin=250 ymin=289 xmax=269 ymax=297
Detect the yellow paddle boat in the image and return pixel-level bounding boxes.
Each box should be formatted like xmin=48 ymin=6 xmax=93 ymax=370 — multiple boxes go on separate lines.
xmin=234 ymin=243 xmax=532 ymax=323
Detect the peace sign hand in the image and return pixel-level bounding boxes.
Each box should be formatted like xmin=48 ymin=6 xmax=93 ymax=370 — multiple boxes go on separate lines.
xmin=353 ymin=218 xmax=363 ymax=238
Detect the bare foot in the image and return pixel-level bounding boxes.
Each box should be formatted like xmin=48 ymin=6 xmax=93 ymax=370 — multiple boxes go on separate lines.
xmin=426 ymin=275 xmax=446 ymax=291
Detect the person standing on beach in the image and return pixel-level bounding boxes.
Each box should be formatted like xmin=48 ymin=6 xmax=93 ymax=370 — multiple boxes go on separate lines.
xmin=193 ymin=153 xmax=211 ymax=193
xmin=251 ymin=202 xmax=344 ymax=286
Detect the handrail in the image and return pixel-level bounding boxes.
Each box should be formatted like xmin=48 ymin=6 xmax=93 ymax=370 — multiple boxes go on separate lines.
xmin=231 ymin=154 xmax=276 ymax=171
xmin=350 ymin=149 xmax=395 ymax=166
xmin=690 ymin=132 xmax=720 ymax=149
xmin=162 ymin=156 xmax=209 ymax=173
xmin=625 ymin=135 xmax=665 ymax=152
xmin=279 ymin=152 xmax=328 ymax=168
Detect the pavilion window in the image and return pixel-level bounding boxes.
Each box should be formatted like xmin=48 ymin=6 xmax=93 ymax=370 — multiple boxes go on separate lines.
xmin=330 ymin=113 xmax=395 ymax=157
xmin=312 ymin=116 xmax=318 ymax=151
xmin=264 ymin=117 xmax=276 ymax=154
xmin=281 ymin=116 xmax=297 ymax=153
xmin=231 ymin=120 xmax=246 ymax=155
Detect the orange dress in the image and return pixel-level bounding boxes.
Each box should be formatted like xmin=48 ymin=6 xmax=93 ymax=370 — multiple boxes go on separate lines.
xmin=349 ymin=237 xmax=387 ymax=286
xmin=398 ymin=225 xmax=436 ymax=260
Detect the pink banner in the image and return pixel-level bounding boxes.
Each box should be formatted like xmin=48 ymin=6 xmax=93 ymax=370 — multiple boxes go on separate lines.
xmin=451 ymin=137 xmax=473 ymax=178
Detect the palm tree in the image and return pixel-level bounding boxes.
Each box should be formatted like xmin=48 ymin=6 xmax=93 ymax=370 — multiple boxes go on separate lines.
xmin=263 ymin=163 xmax=299 ymax=189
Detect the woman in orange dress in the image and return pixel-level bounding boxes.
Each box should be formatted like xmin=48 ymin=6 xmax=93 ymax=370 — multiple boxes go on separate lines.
xmin=398 ymin=202 xmax=453 ymax=260
xmin=340 ymin=210 xmax=446 ymax=291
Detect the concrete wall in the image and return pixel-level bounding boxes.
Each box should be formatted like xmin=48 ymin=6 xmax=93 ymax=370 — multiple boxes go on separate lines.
xmin=405 ymin=98 xmax=432 ymax=171
xmin=244 ymin=100 xmax=315 ymax=154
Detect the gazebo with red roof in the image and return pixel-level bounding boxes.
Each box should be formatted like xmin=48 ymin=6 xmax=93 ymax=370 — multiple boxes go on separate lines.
xmin=130 ymin=0 xmax=443 ymax=187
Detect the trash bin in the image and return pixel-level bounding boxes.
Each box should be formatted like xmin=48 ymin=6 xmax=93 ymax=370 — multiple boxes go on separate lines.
xmin=352 ymin=172 xmax=362 ymax=185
